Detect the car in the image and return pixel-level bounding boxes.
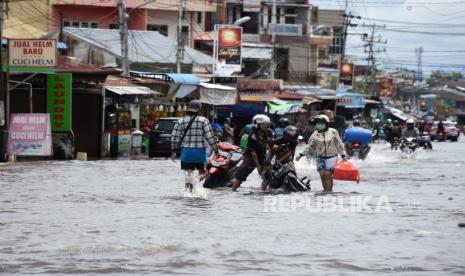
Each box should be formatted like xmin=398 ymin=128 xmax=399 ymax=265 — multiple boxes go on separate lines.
xmin=149 ymin=117 xmax=180 ymax=157
xmin=430 ymin=121 xmax=460 ymax=142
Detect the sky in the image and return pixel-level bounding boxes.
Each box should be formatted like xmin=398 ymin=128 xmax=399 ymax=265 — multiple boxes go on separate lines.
xmin=311 ymin=0 xmax=465 ymax=77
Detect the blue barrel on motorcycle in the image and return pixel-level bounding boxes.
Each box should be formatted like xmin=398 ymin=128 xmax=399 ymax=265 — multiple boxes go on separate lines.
xmin=344 ymin=128 xmax=373 ymax=144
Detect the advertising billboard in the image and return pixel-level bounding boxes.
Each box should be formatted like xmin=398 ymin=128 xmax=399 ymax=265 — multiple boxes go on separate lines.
xmin=215 ymin=26 xmax=242 ymax=77
xmin=339 ymin=63 xmax=354 ymax=88
xmin=379 ymin=78 xmax=394 ymax=97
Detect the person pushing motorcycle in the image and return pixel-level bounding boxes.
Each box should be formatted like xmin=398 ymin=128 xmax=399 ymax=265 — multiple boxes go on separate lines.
xmin=231 ymin=114 xmax=273 ymax=191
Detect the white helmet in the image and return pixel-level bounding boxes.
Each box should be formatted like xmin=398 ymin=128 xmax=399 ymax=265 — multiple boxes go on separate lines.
xmin=316 ymin=114 xmax=330 ymax=124
xmin=375 ymin=118 xmax=381 ymax=123
xmin=387 ymin=119 xmax=392 ymax=123
xmin=253 ymin=114 xmax=270 ymax=126
xmin=406 ymin=119 xmax=415 ymax=124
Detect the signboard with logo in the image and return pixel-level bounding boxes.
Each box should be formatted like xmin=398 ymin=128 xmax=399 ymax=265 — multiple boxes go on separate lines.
xmin=339 ymin=63 xmax=354 ymax=88
xmin=8 ymin=39 xmax=56 ymax=73
xmin=337 ymin=94 xmax=365 ymax=109
xmin=379 ymin=78 xmax=394 ymax=97
xmin=7 ymin=113 xmax=52 ymax=156
xmin=214 ymin=26 xmax=242 ymax=77
xmin=47 ymin=73 xmax=72 ymax=131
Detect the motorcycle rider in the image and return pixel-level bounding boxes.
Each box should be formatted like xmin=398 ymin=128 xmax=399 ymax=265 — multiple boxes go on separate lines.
xmin=296 ymin=115 xmax=346 ymax=192
xmin=344 ymin=120 xmax=371 ymax=157
xmin=401 ymin=119 xmax=420 ymax=151
xmin=372 ymin=118 xmax=382 ymax=141
xmin=418 ymin=120 xmax=433 ymax=150
xmin=388 ymin=120 xmax=402 ymax=149
xmin=384 ymin=119 xmax=392 ymax=142
xmin=274 ymin=117 xmax=291 ymax=139
xmin=231 ymin=114 xmax=273 ymax=191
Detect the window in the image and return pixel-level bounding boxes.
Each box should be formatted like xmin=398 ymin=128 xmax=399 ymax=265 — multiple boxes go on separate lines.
xmin=90 ymin=22 xmax=98 ymax=28
xmin=196 ymin=12 xmax=202 ymax=24
xmin=63 ymin=21 xmax=71 ymax=27
xmin=109 ymin=23 xmax=119 ymax=29
xmin=147 ymin=24 xmax=168 ymax=36
xmin=81 ymin=22 xmax=89 ymax=28
xmin=72 ymin=21 xmax=79 ymax=27
xmin=330 ymin=27 xmax=343 ymax=54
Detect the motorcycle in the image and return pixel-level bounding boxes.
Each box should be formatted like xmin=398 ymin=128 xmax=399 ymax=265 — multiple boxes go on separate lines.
xmin=419 ymin=132 xmax=433 ymax=150
xmin=346 ymin=142 xmax=370 ymax=160
xmin=390 ymin=136 xmax=401 ymax=150
xmin=400 ymin=137 xmax=417 ymax=155
xmin=203 ymin=142 xmax=243 ymax=188
xmin=372 ymin=128 xmax=385 ymax=142
xmin=262 ymin=142 xmax=311 ymax=193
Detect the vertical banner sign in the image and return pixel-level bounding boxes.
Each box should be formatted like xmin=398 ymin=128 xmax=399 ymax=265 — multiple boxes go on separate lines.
xmin=215 ymin=26 xmax=242 ymax=77
xmin=8 ymin=39 xmax=56 ymax=73
xmin=339 ymin=63 xmax=354 ymax=88
xmin=7 ymin=113 xmax=52 ymax=156
xmin=47 ymin=73 xmax=72 ymax=131
xmin=379 ymin=78 xmax=394 ymax=97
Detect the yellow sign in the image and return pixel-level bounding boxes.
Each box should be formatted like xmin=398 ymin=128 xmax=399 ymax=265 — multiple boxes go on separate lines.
xmin=8 ymin=39 xmax=56 ymax=73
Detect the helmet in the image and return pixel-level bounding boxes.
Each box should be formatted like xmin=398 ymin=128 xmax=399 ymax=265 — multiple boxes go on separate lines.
xmin=253 ymin=114 xmax=270 ymax=126
xmin=284 ymin=125 xmax=298 ymax=141
xmin=187 ymin=100 xmax=202 ymax=112
xmin=393 ymin=120 xmax=399 ymax=126
xmin=374 ymin=118 xmax=381 ymax=123
xmin=315 ymin=115 xmax=329 ymax=124
xmin=353 ymin=120 xmax=361 ymax=127
xmin=406 ymin=119 xmax=415 ymax=125
xmin=278 ymin=117 xmax=291 ymax=128
xmin=387 ymin=119 xmax=392 ymax=123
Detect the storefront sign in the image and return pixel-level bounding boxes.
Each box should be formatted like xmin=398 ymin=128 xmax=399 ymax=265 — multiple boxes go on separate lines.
xmin=8 ymin=39 xmax=56 ymax=73
xmin=215 ymin=26 xmax=242 ymax=77
xmin=337 ymin=94 xmax=365 ymax=108
xmin=379 ymin=78 xmax=394 ymax=97
xmin=243 ymin=0 xmax=261 ymax=12
xmin=47 ymin=73 xmax=72 ymax=131
xmin=339 ymin=63 xmax=354 ymax=88
xmin=7 ymin=113 xmax=52 ymax=156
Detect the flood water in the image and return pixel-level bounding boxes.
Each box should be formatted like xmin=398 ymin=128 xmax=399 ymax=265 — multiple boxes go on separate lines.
xmin=1 ymin=139 xmax=465 ymax=275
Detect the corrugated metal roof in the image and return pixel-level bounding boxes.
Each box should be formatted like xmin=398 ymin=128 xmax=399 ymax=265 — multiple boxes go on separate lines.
xmin=104 ymin=86 xmax=162 ymax=96
xmin=63 ymin=27 xmax=215 ymax=65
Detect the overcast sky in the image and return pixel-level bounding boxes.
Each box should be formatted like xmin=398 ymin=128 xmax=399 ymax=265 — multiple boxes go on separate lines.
xmin=311 ymin=0 xmax=465 ymax=77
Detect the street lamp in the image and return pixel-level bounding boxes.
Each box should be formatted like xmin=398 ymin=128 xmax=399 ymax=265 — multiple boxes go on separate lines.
xmin=233 ymin=16 xmax=251 ymax=26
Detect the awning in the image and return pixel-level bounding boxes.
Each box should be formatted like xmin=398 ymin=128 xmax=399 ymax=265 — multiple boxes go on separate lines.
xmin=240 ymin=91 xmax=286 ymax=104
xmin=303 ymin=96 xmax=322 ymax=105
xmin=267 ymin=101 xmax=303 ymax=114
xmin=166 ymin=73 xmax=200 ymax=85
xmin=175 ymin=84 xmax=198 ymax=98
xmin=199 ymin=83 xmax=237 ymax=105
xmin=104 ymin=86 xmax=162 ymax=96
xmin=388 ymin=107 xmax=417 ymax=122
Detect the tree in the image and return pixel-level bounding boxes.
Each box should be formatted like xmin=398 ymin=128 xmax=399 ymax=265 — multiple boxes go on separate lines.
xmin=427 ymin=70 xmax=463 ymax=87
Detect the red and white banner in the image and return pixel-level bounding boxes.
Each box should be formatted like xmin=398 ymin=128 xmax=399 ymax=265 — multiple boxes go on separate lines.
xmin=7 ymin=114 xmax=52 ymax=156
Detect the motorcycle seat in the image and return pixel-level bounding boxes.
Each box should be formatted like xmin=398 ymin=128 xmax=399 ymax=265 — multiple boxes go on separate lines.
xmin=218 ymin=142 xmax=238 ymax=151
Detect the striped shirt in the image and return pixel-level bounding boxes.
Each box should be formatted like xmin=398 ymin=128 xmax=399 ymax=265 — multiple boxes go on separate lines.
xmin=171 ymin=115 xmax=218 ymax=152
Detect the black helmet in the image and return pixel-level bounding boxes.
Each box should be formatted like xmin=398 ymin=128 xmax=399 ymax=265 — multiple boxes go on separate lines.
xmin=353 ymin=120 xmax=361 ymax=127
xmin=278 ymin=117 xmax=291 ymax=128
xmin=284 ymin=125 xmax=298 ymax=141
xmin=187 ymin=100 xmax=202 ymax=112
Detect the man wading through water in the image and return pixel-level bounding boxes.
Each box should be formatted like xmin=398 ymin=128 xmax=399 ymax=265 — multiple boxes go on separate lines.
xmin=296 ymin=115 xmax=346 ymax=192
xmin=231 ymin=114 xmax=273 ymax=191
xmin=171 ymin=100 xmax=219 ymax=192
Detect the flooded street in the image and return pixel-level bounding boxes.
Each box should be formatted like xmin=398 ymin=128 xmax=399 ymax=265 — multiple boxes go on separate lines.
xmin=1 ymin=139 xmax=465 ymax=275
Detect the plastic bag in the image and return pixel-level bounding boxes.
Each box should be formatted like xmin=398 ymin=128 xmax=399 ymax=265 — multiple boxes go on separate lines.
xmin=333 ymin=159 xmax=361 ymax=183
xmin=240 ymin=134 xmax=249 ymax=151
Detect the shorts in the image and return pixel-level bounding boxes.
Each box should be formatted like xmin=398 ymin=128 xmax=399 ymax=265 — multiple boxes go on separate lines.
xmin=180 ymin=147 xmax=207 ymax=171
xmin=315 ymin=156 xmax=338 ymax=172
xmin=234 ymin=155 xmax=257 ymax=182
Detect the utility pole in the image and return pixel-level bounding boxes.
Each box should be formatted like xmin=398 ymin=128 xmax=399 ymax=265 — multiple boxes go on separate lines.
xmin=176 ymin=0 xmax=185 ymax=74
xmin=415 ymin=46 xmax=423 ymax=82
xmin=118 ymin=0 xmax=130 ymax=77
xmin=340 ymin=13 xmax=360 ymax=64
xmin=362 ymin=23 xmax=386 ymax=96
xmin=270 ymin=0 xmax=276 ymax=79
